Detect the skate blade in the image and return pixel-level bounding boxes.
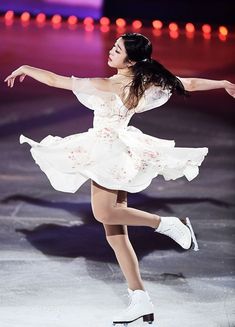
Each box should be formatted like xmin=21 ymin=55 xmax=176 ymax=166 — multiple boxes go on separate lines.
xmin=185 ymin=217 xmax=199 ymax=251
xmin=113 ymin=313 xmax=154 ymax=325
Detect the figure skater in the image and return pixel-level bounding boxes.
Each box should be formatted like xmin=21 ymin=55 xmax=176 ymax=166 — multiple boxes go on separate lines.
xmin=4 ymin=32 xmax=235 ymax=326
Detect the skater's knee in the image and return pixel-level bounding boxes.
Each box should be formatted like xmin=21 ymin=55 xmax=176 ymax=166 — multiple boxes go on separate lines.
xmin=106 ymin=234 xmax=129 ymax=249
xmin=104 ymin=224 xmax=127 ymax=237
xmin=92 ymin=207 xmax=114 ymax=224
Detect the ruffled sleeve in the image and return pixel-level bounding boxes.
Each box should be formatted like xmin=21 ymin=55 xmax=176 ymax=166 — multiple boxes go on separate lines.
xmin=71 ymin=75 xmax=97 ymax=110
xmin=135 ymin=85 xmax=172 ymax=113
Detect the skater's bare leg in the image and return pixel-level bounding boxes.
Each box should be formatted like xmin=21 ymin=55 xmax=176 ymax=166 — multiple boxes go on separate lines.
xmin=91 ymin=181 xmax=194 ymax=250
xmin=91 ymin=180 xmax=161 ymax=228
xmin=104 ymin=225 xmax=145 ymax=291
xmin=103 ymin=191 xmax=145 ymax=291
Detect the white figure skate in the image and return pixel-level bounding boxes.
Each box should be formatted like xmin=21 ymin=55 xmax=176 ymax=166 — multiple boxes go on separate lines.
xmin=155 ymin=216 xmax=199 ymax=251
xmin=112 ymin=289 xmax=154 ymax=326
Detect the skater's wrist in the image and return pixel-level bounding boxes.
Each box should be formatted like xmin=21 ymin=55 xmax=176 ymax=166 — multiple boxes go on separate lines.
xmin=21 ymin=65 xmax=32 ymax=75
xmin=223 ymin=80 xmax=232 ymax=89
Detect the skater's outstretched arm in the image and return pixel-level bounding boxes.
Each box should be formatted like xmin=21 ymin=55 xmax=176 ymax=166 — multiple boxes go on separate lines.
xmin=177 ymin=76 xmax=235 ymax=97
xmin=4 ymin=65 xmax=111 ymax=92
xmin=4 ymin=65 xmax=73 ymax=90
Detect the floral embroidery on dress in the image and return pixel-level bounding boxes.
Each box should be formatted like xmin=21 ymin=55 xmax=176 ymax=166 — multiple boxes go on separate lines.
xmin=143 ymin=149 xmax=159 ymax=159
xmin=94 ymin=127 xmax=119 ymax=143
xmin=67 ymin=146 xmax=95 ymax=168
xmin=109 ymin=166 xmax=129 ymax=182
xmin=126 ymin=147 xmax=159 ymax=166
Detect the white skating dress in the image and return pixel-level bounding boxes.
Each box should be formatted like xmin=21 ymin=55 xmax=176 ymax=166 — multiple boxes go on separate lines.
xmin=19 ymin=76 xmax=208 ymax=193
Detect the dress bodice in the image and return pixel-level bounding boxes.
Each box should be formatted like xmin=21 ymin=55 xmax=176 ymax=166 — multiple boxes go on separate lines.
xmin=71 ymin=76 xmax=172 ymax=130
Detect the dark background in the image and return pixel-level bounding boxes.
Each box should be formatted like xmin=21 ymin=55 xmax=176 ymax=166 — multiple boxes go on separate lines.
xmin=1 ymin=0 xmax=234 ymax=24
xmin=103 ymin=0 xmax=235 ymax=25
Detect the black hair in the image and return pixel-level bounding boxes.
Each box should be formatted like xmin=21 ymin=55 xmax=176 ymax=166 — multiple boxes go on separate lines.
xmin=121 ymin=32 xmax=189 ymax=109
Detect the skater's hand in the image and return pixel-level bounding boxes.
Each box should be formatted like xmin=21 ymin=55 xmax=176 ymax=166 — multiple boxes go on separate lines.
xmin=4 ymin=66 xmax=27 ymax=88
xmin=225 ymin=81 xmax=235 ymax=98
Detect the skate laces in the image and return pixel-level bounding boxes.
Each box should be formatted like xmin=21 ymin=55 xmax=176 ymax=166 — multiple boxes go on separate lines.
xmin=160 ymin=217 xmax=189 ymax=240
xmin=156 ymin=217 xmax=193 ymax=250
xmin=171 ymin=223 xmax=190 ymax=245
xmin=170 ymin=221 xmax=187 ymax=239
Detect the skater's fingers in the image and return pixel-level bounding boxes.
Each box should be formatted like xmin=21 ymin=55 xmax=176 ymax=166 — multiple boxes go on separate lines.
xmin=10 ymin=77 xmax=15 ymax=88
xmin=4 ymin=75 xmax=13 ymax=82
xmin=4 ymin=69 xmax=21 ymax=82
xmin=225 ymin=87 xmax=235 ymax=98
xmin=5 ymin=76 xmax=15 ymax=87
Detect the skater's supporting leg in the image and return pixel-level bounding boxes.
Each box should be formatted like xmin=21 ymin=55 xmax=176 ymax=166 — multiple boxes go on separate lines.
xmin=103 ymin=190 xmax=145 ymax=291
xmin=90 ymin=182 xmax=155 ymax=324
xmin=104 ymin=225 xmax=145 ymax=291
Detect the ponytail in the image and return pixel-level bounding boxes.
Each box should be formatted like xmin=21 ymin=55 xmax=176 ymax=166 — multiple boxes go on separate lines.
xmin=124 ymin=58 xmax=189 ymax=109
xmin=120 ymin=33 xmax=189 ymax=109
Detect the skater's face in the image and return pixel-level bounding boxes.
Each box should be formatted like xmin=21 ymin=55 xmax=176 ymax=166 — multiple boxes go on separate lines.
xmin=108 ymin=37 xmax=133 ymax=69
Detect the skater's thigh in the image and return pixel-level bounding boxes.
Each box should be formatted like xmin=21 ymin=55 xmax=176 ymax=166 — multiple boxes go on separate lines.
xmin=117 ymin=189 xmax=128 ymax=207
xmin=91 ymin=180 xmax=127 ymax=207
xmin=90 ymin=180 xmax=119 ymax=219
xmin=91 ymin=180 xmax=128 ymax=235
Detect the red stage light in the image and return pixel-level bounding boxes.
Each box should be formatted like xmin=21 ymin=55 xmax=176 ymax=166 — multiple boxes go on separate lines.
xmin=5 ymin=10 xmax=14 ymax=20
xmin=152 ymin=29 xmax=162 ymax=37
xmin=100 ymin=17 xmax=110 ymax=26
xmin=52 ymin=14 xmax=62 ymax=24
xmin=36 ymin=13 xmax=46 ymax=24
xmin=116 ymin=18 xmax=126 ymax=27
xmin=84 ymin=17 xmax=94 ymax=25
xmin=169 ymin=31 xmax=179 ymax=39
xmin=116 ymin=27 xmax=126 ymax=35
xmin=85 ymin=24 xmax=94 ymax=31
xmin=169 ymin=22 xmax=178 ymax=32
xmin=185 ymin=23 xmax=195 ymax=33
xmin=21 ymin=12 xmax=30 ymax=22
xmin=100 ymin=25 xmax=110 ymax=33
xmin=219 ymin=26 xmax=228 ymax=36
xmin=203 ymin=33 xmax=211 ymax=40
xmin=152 ymin=20 xmax=163 ymax=29
xmin=219 ymin=34 xmax=227 ymax=42
xmin=202 ymin=24 xmax=211 ymax=34
xmin=186 ymin=32 xmax=195 ymax=39
xmin=132 ymin=20 xmax=142 ymax=29
xmin=68 ymin=15 xmax=78 ymax=25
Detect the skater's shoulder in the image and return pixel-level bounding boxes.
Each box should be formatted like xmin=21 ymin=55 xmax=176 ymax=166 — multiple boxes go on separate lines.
xmin=87 ymin=77 xmax=113 ymax=93
xmin=87 ymin=75 xmax=130 ymax=95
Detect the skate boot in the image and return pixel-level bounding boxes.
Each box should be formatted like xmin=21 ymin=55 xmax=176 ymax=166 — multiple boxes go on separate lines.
xmin=155 ymin=216 xmax=199 ymax=251
xmin=112 ymin=289 xmax=154 ymax=326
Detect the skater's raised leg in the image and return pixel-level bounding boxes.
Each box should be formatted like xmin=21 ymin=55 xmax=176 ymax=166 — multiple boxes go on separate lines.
xmin=91 ymin=181 xmax=197 ymax=251
xmin=91 ymin=180 xmax=160 ymax=228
